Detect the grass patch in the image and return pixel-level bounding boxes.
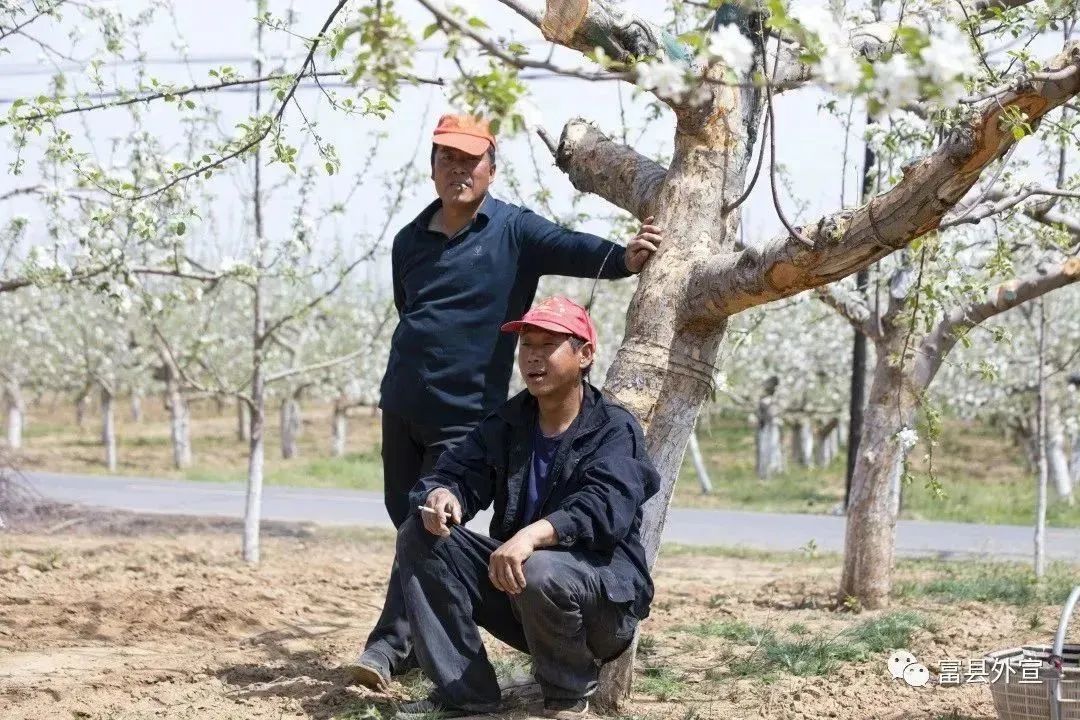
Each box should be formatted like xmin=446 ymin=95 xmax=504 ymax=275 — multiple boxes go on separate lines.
xmin=661 ymin=542 xmax=838 ymax=565
xmin=679 ymin=414 xmax=1080 ymax=527
xmin=709 ymin=611 xmax=926 ymax=681
xmin=184 ymin=451 xmax=383 ymax=490
xmin=679 ymin=619 xmax=771 ymax=644
xmin=638 ymin=667 xmax=685 ymax=701
xmin=895 ymin=563 xmax=1077 ymax=606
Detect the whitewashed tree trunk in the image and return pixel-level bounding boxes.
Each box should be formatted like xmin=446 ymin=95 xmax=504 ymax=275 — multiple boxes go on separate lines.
xmin=243 ymin=36 xmax=266 ymax=566
xmin=237 ymin=398 xmax=250 ymax=442
xmin=331 ymin=403 xmax=348 ymax=458
xmin=794 ymin=417 xmax=815 ymax=468
xmin=4 ymin=380 xmax=23 ymax=450
xmin=165 ymin=375 xmax=191 ymax=469
xmin=687 ymin=429 xmax=712 ymax=493
xmin=1069 ymin=430 xmax=1080 ymax=492
xmin=1035 ymin=300 xmax=1048 ymax=578
xmin=100 ymin=385 xmax=116 ymax=472
xmin=1046 ymin=401 xmax=1074 ymax=503
xmin=755 ymin=397 xmax=784 ymax=479
xmin=280 ymin=397 xmax=300 ymax=460
xmin=130 ymin=393 xmax=143 ymax=423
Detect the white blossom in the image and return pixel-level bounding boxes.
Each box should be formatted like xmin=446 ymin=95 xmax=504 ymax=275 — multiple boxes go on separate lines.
xmin=896 ymin=427 xmax=919 ymax=451
xmin=920 ymin=25 xmax=975 ymax=85
xmin=873 ymin=54 xmax=919 ymax=110
xmin=818 ymin=49 xmax=862 ymax=91
xmin=792 ymin=5 xmax=846 ymax=46
xmin=706 ymin=25 xmax=755 ymax=75
xmin=635 ymin=59 xmax=690 ymax=100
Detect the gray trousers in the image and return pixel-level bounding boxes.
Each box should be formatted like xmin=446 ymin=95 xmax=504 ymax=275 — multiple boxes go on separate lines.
xmin=396 ymin=515 xmax=637 ymax=711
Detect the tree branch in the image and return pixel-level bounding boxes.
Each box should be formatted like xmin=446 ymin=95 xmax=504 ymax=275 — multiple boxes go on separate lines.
xmin=686 ymin=41 xmax=1080 ymax=320
xmin=940 ymin=185 xmax=1080 ymax=228
xmin=914 ymin=257 xmax=1080 ymax=387
xmin=264 ymin=347 xmax=365 ymax=385
xmin=815 ymin=284 xmax=879 ymax=338
xmin=494 ymin=0 xmax=544 ymax=28
xmin=554 ymin=119 xmax=668 ymax=220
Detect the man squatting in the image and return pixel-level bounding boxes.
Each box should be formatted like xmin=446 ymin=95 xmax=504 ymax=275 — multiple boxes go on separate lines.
xmin=349 ymin=115 xmax=660 ymax=716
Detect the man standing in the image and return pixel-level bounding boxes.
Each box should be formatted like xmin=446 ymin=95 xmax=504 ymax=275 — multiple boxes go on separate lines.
xmin=348 ymin=114 xmax=662 ymax=688
xmin=396 ymin=296 xmax=659 ymax=719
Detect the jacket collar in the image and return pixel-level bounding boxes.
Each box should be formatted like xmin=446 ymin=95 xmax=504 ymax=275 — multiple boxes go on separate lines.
xmin=412 ymin=192 xmax=498 ymax=231
xmin=497 ymin=382 xmax=610 ymax=438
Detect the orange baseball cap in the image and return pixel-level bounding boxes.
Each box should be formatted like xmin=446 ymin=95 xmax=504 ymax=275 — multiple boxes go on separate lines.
xmin=501 ymin=296 xmax=598 ymax=349
xmin=432 ymin=113 xmax=495 ymax=156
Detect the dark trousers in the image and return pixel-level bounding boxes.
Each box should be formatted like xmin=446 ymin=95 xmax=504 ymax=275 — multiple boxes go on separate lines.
xmin=363 ymin=409 xmax=476 ymax=671
xmin=396 ymin=515 xmax=637 ymax=710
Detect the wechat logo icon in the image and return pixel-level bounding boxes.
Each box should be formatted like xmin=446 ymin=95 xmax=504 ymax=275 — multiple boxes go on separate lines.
xmin=888 ymin=650 xmax=930 ymax=687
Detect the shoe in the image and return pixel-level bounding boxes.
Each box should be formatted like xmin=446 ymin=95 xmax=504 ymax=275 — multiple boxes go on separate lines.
xmin=395 ymin=696 xmax=472 ymax=720
xmin=345 ymin=650 xmax=390 ymax=691
xmin=542 ymin=698 xmax=589 ymax=720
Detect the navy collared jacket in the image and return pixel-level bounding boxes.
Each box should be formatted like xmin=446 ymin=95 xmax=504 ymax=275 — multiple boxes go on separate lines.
xmin=379 ymin=194 xmax=632 ymax=425
xmin=409 ymin=382 xmax=661 ymax=619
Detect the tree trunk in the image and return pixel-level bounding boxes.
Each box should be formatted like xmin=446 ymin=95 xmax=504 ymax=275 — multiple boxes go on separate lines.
xmin=815 ymin=418 xmax=839 ymax=466
xmin=243 ymin=33 xmax=266 ymax=566
xmin=130 ymin=392 xmax=143 ymax=423
xmin=838 ymin=346 xmax=915 ymax=610
xmin=165 ymin=375 xmax=192 ymax=470
xmin=4 ymin=380 xmax=23 ymax=450
xmin=75 ymin=389 xmax=90 ymax=429
xmin=794 ymin=417 xmax=815 ymax=468
xmin=1034 ymin=300 xmax=1049 ymax=578
xmin=687 ymin=427 xmax=712 ymax=494
xmin=1046 ymin=401 xmax=1074 ymax=503
xmin=237 ymin=397 xmax=250 ymax=442
xmin=755 ymin=396 xmax=784 ymax=479
xmin=101 ymin=386 xmax=117 ymax=472
xmin=280 ymin=397 xmax=300 ymax=460
xmin=1070 ymin=430 xmax=1080 ymax=493
xmin=331 ymin=403 xmax=348 ymax=458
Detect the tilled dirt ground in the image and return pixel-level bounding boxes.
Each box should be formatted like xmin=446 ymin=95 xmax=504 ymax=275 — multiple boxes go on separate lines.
xmin=1 ymin=515 xmax=1071 ymax=720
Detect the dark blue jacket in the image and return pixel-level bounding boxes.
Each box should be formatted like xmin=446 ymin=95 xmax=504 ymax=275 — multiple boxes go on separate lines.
xmin=410 ymin=383 xmax=661 ymax=619
xmin=379 ymin=194 xmax=632 ymax=425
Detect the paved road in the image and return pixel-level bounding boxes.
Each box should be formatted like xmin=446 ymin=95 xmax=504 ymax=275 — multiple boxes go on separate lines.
xmin=15 ymin=470 xmax=1080 ymax=562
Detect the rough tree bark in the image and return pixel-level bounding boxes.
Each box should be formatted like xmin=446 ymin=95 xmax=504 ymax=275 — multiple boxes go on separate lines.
xmin=4 ymin=379 xmax=23 ymax=450
xmin=496 ymin=0 xmax=1080 ymax=705
xmin=100 ymin=385 xmax=116 ymax=472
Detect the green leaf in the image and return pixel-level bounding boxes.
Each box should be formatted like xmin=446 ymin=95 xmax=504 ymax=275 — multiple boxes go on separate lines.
xmin=467 ymin=17 xmax=488 ymax=29
xmin=185 ymin=99 xmax=195 ymax=109
xmin=325 ymin=161 xmax=335 ymax=175
xmin=174 ymin=222 xmax=186 ymax=236
xmin=422 ymin=22 xmax=439 ymax=39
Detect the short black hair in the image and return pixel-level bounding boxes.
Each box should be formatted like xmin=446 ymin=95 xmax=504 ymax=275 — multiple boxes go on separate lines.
xmin=431 ymin=143 xmax=496 ymax=168
xmin=569 ymin=336 xmax=593 ymax=379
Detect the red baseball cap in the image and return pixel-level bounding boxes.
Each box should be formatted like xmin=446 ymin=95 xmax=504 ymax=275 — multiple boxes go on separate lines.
xmin=501 ymin=296 xmax=598 ymax=348
xmin=432 ymin=113 xmax=496 ymax=156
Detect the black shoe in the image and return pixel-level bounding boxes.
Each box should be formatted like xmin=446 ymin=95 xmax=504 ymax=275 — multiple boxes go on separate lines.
xmin=542 ymin=698 xmax=589 ymax=720
xmin=395 ymin=696 xmax=472 ymax=720
xmin=345 ymin=650 xmax=390 ymax=691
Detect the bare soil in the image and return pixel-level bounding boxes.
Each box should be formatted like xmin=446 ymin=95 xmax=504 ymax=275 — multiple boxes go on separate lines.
xmin=2 ymin=503 xmax=1065 ymax=720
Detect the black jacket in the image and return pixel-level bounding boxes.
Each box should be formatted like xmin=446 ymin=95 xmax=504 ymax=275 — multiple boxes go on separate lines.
xmin=409 ymin=383 xmax=661 ymax=619
xmin=379 ymin=194 xmax=631 ymax=425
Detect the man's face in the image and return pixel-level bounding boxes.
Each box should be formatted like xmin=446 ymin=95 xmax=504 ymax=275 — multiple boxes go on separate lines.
xmin=517 ymin=326 xmax=591 ymax=398
xmin=431 ymin=144 xmax=494 ymax=207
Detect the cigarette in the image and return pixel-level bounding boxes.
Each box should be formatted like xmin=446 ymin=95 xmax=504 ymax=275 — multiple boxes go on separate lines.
xmin=418 ymin=505 xmax=454 ymax=523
